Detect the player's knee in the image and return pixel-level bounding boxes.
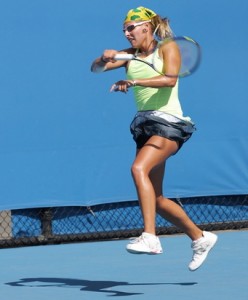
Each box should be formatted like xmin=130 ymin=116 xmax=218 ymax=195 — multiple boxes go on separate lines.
xmin=131 ymin=162 xmax=146 ymax=181
xmin=156 ymin=195 xmax=164 ymax=206
xmin=156 ymin=195 xmax=166 ymax=212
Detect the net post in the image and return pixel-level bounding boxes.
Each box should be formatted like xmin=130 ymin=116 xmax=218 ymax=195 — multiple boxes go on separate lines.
xmin=40 ymin=208 xmax=53 ymax=239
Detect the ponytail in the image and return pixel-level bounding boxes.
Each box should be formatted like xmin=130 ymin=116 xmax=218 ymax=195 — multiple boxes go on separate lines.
xmin=150 ymin=16 xmax=174 ymax=40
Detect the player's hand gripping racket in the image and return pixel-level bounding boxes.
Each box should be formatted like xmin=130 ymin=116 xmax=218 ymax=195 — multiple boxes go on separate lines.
xmin=114 ymin=36 xmax=201 ymax=78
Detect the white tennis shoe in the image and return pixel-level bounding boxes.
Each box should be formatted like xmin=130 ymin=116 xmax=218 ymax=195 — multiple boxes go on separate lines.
xmin=188 ymin=231 xmax=218 ymax=271
xmin=126 ymin=232 xmax=163 ymax=254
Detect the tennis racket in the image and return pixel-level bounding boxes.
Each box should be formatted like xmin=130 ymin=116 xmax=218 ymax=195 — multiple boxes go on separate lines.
xmin=114 ymin=36 xmax=201 ymax=78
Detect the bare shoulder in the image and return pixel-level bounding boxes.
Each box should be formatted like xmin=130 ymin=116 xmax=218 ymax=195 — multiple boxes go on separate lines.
xmin=159 ymin=39 xmax=178 ymax=52
xmin=158 ymin=39 xmax=180 ymax=59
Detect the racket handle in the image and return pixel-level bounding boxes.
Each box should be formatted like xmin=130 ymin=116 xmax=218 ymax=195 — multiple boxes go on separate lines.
xmin=114 ymin=54 xmax=134 ymax=61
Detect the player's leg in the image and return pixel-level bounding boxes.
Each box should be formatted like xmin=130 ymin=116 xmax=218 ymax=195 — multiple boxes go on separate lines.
xmin=150 ymin=161 xmax=218 ymax=271
xmin=131 ymin=136 xmax=178 ymax=235
xmin=150 ymin=162 xmax=203 ymax=240
xmin=126 ymin=136 xmax=177 ymax=254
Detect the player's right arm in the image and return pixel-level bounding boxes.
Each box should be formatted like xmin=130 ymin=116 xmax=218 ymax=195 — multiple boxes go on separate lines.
xmin=91 ymin=49 xmax=132 ymax=73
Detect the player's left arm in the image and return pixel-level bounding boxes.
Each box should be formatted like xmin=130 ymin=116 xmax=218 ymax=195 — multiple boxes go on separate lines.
xmin=160 ymin=40 xmax=181 ymax=80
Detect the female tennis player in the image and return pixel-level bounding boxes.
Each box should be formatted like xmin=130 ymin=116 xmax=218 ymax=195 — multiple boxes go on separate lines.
xmin=91 ymin=6 xmax=217 ymax=271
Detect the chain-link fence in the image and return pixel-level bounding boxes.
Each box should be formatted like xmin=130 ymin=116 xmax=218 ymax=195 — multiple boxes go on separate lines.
xmin=0 ymin=194 xmax=247 ymax=248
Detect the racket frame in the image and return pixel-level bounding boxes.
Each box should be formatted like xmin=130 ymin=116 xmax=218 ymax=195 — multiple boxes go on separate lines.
xmin=114 ymin=36 xmax=201 ymax=78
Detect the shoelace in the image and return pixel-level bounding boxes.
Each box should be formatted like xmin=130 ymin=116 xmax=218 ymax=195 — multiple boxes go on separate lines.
xmin=129 ymin=235 xmax=143 ymax=244
xmin=192 ymin=241 xmax=210 ymax=256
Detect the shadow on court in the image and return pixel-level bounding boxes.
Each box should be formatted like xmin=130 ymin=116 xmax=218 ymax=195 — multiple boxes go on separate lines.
xmin=6 ymin=278 xmax=198 ymax=297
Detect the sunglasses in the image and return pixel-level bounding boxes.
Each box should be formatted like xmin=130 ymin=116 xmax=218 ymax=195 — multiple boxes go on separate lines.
xmin=123 ymin=20 xmax=151 ymax=33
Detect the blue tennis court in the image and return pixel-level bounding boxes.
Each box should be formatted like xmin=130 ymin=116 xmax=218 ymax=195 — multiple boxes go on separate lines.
xmin=1 ymin=230 xmax=247 ymax=300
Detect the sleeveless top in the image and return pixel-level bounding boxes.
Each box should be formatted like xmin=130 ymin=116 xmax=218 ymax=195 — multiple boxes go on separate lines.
xmin=126 ymin=47 xmax=190 ymax=121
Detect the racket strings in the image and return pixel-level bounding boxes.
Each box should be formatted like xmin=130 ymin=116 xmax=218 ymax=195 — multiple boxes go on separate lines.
xmin=176 ymin=39 xmax=201 ymax=76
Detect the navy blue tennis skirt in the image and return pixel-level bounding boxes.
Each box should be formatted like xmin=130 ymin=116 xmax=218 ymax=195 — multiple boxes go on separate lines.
xmin=130 ymin=111 xmax=196 ymax=149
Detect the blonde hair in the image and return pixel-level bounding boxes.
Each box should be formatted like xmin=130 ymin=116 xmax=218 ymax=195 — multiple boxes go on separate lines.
xmin=150 ymin=16 xmax=174 ymax=40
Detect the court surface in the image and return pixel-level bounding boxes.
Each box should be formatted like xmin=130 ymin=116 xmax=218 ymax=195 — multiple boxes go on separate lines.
xmin=0 ymin=230 xmax=247 ymax=300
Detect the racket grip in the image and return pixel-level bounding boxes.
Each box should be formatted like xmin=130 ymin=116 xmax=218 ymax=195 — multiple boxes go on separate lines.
xmin=114 ymin=54 xmax=134 ymax=60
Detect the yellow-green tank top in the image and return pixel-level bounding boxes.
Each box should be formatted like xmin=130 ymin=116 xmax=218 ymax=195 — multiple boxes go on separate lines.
xmin=126 ymin=47 xmax=186 ymax=119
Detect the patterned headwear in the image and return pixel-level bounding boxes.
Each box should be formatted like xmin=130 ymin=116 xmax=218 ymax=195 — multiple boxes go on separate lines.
xmin=124 ymin=6 xmax=157 ymax=23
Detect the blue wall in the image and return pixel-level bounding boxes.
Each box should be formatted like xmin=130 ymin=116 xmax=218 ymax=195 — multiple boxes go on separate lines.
xmin=0 ymin=0 xmax=247 ymax=210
